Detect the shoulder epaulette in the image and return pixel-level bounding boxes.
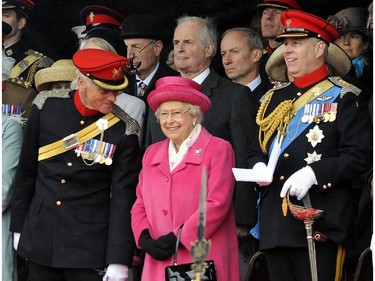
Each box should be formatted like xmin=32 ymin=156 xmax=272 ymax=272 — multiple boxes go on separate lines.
xmin=25 ymin=49 xmax=54 ymax=68
xmin=259 ymin=81 xmax=291 ymax=103
xmin=328 ymin=76 xmax=362 ymax=98
xmin=7 ymin=77 xmax=32 ymax=89
xmin=33 ymin=89 xmax=71 ymax=109
xmin=112 ymin=104 xmax=140 ymax=136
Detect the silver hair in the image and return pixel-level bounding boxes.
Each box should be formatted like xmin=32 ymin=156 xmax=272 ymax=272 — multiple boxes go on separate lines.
xmin=176 ymin=15 xmax=218 ymax=57
xmin=79 ymin=37 xmax=117 ymax=53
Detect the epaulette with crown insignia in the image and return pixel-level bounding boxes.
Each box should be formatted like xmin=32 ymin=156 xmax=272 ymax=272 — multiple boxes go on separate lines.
xmin=259 ymin=81 xmax=291 ymax=103
xmin=7 ymin=77 xmax=32 ymax=89
xmin=112 ymin=104 xmax=140 ymax=136
xmin=328 ymin=76 xmax=361 ymax=98
xmin=33 ymin=89 xmax=71 ymax=109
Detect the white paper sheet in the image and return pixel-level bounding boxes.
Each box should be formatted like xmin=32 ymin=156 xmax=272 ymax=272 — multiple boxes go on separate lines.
xmin=232 ymin=137 xmax=282 ymax=182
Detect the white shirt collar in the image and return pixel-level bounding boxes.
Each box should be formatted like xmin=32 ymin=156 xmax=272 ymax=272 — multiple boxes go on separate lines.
xmin=136 ymin=63 xmax=159 ymax=86
xmin=247 ymin=75 xmax=262 ymax=92
xmin=192 ymin=68 xmax=210 ymax=85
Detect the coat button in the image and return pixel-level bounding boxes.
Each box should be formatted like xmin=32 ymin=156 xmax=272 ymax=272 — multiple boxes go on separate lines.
xmin=60 ymin=179 xmax=66 ymax=184
xmin=56 ymin=201 xmax=62 ymax=206
xmin=80 ymin=120 xmax=85 ymax=125
xmin=279 ymin=175 xmax=285 ymax=181
xmin=166 ymin=178 xmax=169 ymax=182
xmin=67 ymin=162 xmax=72 ymax=167
xmin=162 ymin=209 xmax=168 ymax=215
xmin=283 ymin=153 xmax=289 ymax=158
xmin=327 ymin=183 xmax=332 ymax=188
xmin=322 ymin=184 xmax=327 ymax=189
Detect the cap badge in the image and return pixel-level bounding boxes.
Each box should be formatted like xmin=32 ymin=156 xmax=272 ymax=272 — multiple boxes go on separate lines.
xmin=89 ymin=12 xmax=95 ymax=23
xmin=286 ymin=19 xmax=292 ymax=27
xmin=112 ymin=67 xmax=121 ymax=78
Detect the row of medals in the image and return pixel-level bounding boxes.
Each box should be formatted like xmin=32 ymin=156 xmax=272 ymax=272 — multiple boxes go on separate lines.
xmin=301 ymin=102 xmax=337 ymax=124
xmin=75 ymin=139 xmax=115 ymax=166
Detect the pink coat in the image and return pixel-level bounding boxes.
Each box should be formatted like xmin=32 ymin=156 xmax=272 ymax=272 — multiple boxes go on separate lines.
xmin=131 ymin=128 xmax=240 ymax=281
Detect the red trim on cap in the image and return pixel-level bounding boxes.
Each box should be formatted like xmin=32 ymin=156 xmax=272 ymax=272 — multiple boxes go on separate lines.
xmin=74 ymin=90 xmax=99 ymax=116
xmin=85 ymin=14 xmax=121 ymax=27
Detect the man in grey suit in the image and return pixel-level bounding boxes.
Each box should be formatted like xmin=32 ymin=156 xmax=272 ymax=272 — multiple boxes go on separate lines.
xmin=147 ymin=18 xmax=259 ymax=274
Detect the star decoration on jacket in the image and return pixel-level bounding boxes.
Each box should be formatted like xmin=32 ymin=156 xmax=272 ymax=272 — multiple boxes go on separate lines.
xmin=306 ymin=125 xmax=324 ymax=147
xmin=304 ymin=151 xmax=322 ymax=164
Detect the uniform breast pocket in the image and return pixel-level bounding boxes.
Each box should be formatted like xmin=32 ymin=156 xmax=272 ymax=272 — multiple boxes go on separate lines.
xmin=75 ymin=204 xmax=110 ymax=224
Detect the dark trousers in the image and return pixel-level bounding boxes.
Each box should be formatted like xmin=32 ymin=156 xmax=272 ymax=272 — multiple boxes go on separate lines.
xmin=264 ymin=241 xmax=345 ymax=281
xmin=28 ymin=261 xmax=103 ymax=281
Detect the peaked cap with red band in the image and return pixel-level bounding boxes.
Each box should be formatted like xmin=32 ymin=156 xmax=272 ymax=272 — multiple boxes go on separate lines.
xmin=148 ymin=76 xmax=211 ymax=113
xmin=257 ymin=0 xmax=301 ymax=10
xmin=73 ymin=48 xmax=129 ymax=91
xmin=2 ymin=0 xmax=34 ymax=10
xmin=266 ymin=10 xmax=351 ymax=81
xmin=80 ymin=5 xmax=124 ymax=32
xmin=277 ymin=10 xmax=339 ymax=43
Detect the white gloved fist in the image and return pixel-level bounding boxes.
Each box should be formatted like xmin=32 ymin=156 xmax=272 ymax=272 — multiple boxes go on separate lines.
xmin=280 ymin=166 xmax=317 ymax=200
xmin=13 ymin=232 xmax=21 ymax=250
xmin=103 ymin=264 xmax=129 ymax=281
xmin=253 ymin=162 xmax=272 ymax=186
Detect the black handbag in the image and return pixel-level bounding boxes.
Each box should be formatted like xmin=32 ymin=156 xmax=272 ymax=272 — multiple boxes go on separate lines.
xmin=165 ymin=228 xmax=218 ymax=281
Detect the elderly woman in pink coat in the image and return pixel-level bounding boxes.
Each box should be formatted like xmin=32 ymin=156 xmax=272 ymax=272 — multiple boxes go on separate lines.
xmin=131 ymin=76 xmax=240 ymax=281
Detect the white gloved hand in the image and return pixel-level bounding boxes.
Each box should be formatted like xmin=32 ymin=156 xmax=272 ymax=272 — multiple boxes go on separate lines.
xmin=253 ymin=162 xmax=272 ymax=186
xmin=13 ymin=232 xmax=21 ymax=250
xmin=280 ymin=166 xmax=317 ymax=200
xmin=102 ymin=264 xmax=129 ymax=281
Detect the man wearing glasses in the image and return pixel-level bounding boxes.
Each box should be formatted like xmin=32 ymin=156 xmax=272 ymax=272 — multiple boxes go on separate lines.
xmin=121 ymin=14 xmax=179 ymax=152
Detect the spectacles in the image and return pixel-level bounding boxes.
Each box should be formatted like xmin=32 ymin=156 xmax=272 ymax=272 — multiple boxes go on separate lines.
xmin=158 ymin=109 xmax=190 ymax=120
xmin=128 ymin=40 xmax=155 ymax=54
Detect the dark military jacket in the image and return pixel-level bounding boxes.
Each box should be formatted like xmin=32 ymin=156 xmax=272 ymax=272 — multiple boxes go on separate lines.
xmin=10 ymin=90 xmax=141 ymax=268
xmin=249 ymin=71 xmax=372 ymax=250
xmin=5 ymin=38 xmax=53 ymax=89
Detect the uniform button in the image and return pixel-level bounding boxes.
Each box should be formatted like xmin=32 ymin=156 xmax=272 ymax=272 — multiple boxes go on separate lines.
xmin=283 ymin=153 xmax=289 ymax=158
xmin=327 ymin=183 xmax=332 ymax=188
xmin=162 ymin=209 xmax=168 ymax=215
xmin=56 ymin=201 xmax=62 ymax=206
xmin=80 ymin=120 xmax=85 ymax=125
xmin=60 ymin=179 xmax=66 ymax=184
xmin=279 ymin=175 xmax=285 ymax=181
xmin=67 ymin=162 xmax=72 ymax=167
xmin=166 ymin=178 xmax=169 ymax=182
xmin=322 ymin=184 xmax=327 ymax=189
xmin=297 ymin=92 xmax=302 ymax=96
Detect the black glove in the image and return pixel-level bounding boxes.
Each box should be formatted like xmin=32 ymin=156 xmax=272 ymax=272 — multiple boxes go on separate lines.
xmin=157 ymin=232 xmax=177 ymax=251
xmin=139 ymin=230 xmax=174 ymax=261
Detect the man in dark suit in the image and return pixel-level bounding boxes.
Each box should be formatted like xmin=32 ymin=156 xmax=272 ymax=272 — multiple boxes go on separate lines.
xmin=121 ymin=14 xmax=179 ymax=151
xmin=10 ymin=49 xmax=141 ymax=281
xmin=220 ymin=26 xmax=272 ymax=280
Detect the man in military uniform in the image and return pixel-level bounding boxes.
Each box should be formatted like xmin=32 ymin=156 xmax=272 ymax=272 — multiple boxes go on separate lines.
xmin=2 ymin=0 xmax=53 ymax=89
xmin=256 ymin=0 xmax=301 ymax=84
xmin=10 ymin=48 xmax=141 ymax=281
xmin=247 ymin=10 xmax=372 ymax=280
xmin=2 ymin=20 xmax=36 ymax=125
